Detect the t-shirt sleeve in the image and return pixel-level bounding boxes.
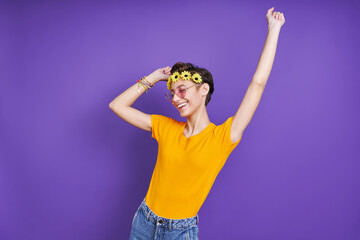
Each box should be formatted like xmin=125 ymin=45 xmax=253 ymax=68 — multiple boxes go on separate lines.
xmin=214 ymin=116 xmax=242 ymax=154
xmin=151 ymin=114 xmax=177 ymax=142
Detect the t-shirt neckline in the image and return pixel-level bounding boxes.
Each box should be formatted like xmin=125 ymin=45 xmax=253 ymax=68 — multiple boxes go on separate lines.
xmin=181 ymin=122 xmax=215 ymax=139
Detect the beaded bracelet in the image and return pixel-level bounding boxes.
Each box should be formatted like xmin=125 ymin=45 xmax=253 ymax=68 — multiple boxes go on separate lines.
xmin=137 ymin=76 xmax=154 ymax=94
xmin=141 ymin=77 xmax=154 ymax=92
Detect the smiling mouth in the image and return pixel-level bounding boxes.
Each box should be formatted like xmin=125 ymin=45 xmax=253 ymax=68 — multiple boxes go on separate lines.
xmin=178 ymin=102 xmax=188 ymax=110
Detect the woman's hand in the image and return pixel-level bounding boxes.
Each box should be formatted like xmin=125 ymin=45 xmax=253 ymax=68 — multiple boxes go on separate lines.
xmin=266 ymin=7 xmax=285 ymax=29
xmin=148 ymin=66 xmax=172 ymax=82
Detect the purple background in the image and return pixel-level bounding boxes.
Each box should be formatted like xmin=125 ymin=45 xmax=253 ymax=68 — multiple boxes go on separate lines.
xmin=1 ymin=0 xmax=359 ymax=239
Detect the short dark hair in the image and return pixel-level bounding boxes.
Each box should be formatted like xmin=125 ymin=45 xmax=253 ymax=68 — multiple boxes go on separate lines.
xmin=170 ymin=62 xmax=214 ymax=106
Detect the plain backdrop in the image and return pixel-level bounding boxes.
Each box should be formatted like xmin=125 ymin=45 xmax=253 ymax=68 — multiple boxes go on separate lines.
xmin=1 ymin=0 xmax=359 ymax=239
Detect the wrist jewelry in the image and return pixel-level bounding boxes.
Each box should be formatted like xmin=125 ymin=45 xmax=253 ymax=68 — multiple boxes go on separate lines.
xmin=137 ymin=76 xmax=154 ymax=94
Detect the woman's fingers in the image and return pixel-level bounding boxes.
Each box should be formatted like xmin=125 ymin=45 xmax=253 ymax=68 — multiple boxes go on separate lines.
xmin=162 ymin=66 xmax=172 ymax=75
xmin=164 ymin=67 xmax=171 ymax=74
xmin=267 ymin=7 xmax=274 ymax=14
xmin=272 ymin=11 xmax=283 ymax=20
xmin=267 ymin=7 xmax=285 ymax=23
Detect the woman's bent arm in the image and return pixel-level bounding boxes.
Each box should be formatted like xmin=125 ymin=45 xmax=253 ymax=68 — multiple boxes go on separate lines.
xmin=109 ymin=74 xmax=159 ymax=132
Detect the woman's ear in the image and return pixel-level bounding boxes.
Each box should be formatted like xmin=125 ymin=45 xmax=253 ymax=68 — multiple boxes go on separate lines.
xmin=201 ymin=83 xmax=210 ymax=96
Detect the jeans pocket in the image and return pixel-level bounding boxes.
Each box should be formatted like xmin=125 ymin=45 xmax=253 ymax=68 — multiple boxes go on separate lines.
xmin=191 ymin=225 xmax=199 ymax=240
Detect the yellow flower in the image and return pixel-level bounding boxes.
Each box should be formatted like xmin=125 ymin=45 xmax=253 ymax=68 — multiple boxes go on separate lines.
xmin=191 ymin=73 xmax=202 ymax=83
xmin=180 ymin=71 xmax=192 ymax=80
xmin=167 ymin=71 xmax=180 ymax=90
xmin=167 ymin=77 xmax=172 ymax=90
xmin=166 ymin=71 xmax=202 ymax=90
xmin=171 ymin=71 xmax=181 ymax=82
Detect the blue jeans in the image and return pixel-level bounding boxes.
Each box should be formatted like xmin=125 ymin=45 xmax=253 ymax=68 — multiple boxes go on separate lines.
xmin=129 ymin=198 xmax=200 ymax=239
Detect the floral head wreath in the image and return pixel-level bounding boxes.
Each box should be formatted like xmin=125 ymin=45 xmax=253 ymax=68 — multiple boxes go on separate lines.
xmin=167 ymin=70 xmax=203 ymax=90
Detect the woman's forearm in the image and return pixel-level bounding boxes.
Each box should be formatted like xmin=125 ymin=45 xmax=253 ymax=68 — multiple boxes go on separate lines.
xmin=252 ymin=25 xmax=281 ymax=85
xmin=109 ymin=74 xmax=159 ymax=109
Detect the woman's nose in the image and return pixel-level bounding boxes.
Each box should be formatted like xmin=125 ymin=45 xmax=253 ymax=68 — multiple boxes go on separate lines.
xmin=172 ymin=92 xmax=181 ymax=102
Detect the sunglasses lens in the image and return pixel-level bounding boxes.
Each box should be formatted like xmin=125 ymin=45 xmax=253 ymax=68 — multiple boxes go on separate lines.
xmin=179 ymin=90 xmax=184 ymax=98
xmin=176 ymin=89 xmax=186 ymax=99
xmin=166 ymin=88 xmax=187 ymax=101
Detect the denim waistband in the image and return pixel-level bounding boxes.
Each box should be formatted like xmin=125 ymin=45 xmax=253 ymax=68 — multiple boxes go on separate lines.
xmin=139 ymin=198 xmax=199 ymax=230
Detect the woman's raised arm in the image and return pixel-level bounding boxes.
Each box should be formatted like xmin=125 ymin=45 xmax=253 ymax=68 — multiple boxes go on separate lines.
xmin=109 ymin=67 xmax=171 ymax=132
xmin=230 ymin=7 xmax=286 ymax=143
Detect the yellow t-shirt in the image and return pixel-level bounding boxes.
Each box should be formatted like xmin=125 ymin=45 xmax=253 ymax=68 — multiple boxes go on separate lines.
xmin=145 ymin=114 xmax=242 ymax=219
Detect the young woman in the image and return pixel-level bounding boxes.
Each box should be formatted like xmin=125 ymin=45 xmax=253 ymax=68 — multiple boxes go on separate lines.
xmin=109 ymin=7 xmax=285 ymax=240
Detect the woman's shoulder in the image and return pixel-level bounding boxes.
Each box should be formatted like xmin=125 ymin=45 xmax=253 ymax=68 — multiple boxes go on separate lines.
xmin=151 ymin=114 xmax=185 ymax=126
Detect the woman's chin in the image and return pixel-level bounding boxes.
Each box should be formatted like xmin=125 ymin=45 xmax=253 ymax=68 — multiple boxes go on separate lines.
xmin=180 ymin=110 xmax=192 ymax=118
xmin=179 ymin=109 xmax=188 ymax=116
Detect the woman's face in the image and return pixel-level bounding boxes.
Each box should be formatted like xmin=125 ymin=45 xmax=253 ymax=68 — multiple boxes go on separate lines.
xmin=170 ymin=79 xmax=205 ymax=117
